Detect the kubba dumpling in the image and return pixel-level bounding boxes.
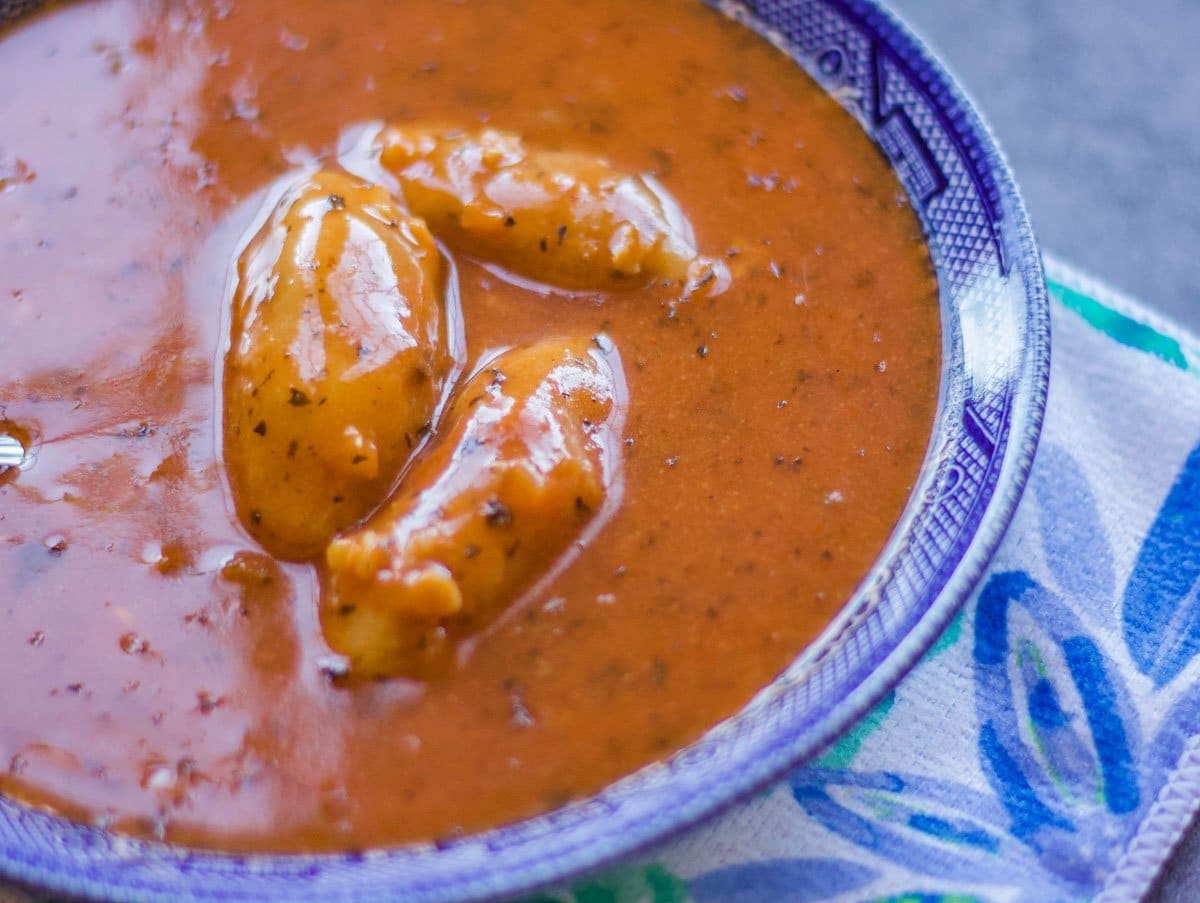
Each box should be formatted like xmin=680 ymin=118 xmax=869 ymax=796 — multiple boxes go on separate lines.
xmin=323 ymin=336 xmax=626 ymax=678
xmin=224 ymin=170 xmax=452 ymax=560
xmin=377 ymin=124 xmax=725 ymax=293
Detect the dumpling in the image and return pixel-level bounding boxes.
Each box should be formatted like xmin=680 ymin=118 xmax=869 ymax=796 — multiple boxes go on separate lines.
xmin=377 ymin=125 xmax=725 ymax=293
xmin=322 ymin=336 xmax=626 ymax=678
xmin=223 ymin=170 xmax=452 ymax=560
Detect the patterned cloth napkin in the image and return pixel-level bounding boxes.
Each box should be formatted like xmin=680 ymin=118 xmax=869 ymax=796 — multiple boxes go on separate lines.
xmin=512 ymin=255 xmax=1200 ymax=903
xmin=6 ymin=256 xmax=1197 ymax=903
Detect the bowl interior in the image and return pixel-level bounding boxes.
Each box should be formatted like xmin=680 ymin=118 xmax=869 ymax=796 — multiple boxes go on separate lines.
xmin=0 ymin=1 xmax=1049 ymax=900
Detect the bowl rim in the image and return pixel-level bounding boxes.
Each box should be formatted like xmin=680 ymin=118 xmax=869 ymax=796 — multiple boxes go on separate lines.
xmin=0 ymin=0 xmax=1050 ymax=900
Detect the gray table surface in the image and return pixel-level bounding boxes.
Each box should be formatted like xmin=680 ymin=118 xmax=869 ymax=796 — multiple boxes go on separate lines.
xmin=892 ymin=0 xmax=1200 ymax=332
xmin=888 ymin=1 xmax=1200 ymax=898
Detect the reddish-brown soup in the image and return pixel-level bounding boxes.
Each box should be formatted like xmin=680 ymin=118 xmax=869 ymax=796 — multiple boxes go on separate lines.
xmin=0 ymin=0 xmax=939 ymax=851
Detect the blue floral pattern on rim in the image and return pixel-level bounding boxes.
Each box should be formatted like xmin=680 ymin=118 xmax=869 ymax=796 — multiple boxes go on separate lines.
xmin=0 ymin=0 xmax=1050 ymax=900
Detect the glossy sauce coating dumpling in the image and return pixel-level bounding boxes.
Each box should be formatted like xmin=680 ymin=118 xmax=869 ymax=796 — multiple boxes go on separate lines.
xmin=377 ymin=125 xmax=724 ymax=292
xmin=322 ymin=336 xmax=626 ymax=678
xmin=224 ymin=170 xmax=450 ymax=560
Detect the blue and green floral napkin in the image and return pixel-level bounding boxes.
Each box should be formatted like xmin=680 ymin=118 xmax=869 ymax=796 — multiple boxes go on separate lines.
xmin=517 ymin=255 xmax=1200 ymax=903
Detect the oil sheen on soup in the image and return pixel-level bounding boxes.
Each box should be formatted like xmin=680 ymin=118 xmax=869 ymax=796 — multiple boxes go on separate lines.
xmin=0 ymin=0 xmax=940 ymax=851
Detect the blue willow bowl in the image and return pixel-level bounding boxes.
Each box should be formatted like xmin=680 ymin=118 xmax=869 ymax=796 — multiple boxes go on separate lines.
xmin=0 ymin=0 xmax=1050 ymax=900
